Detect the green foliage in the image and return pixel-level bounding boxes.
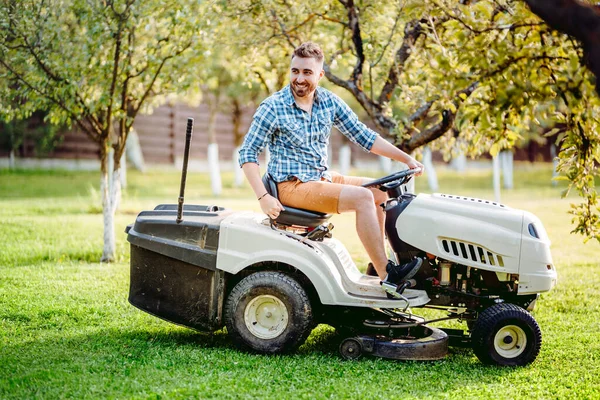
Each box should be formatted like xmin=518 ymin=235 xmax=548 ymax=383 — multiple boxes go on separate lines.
xmin=221 ymin=0 xmax=599 ymax=242
xmin=0 ymin=0 xmax=205 ymax=151
xmin=1 ymin=168 xmax=599 ymax=399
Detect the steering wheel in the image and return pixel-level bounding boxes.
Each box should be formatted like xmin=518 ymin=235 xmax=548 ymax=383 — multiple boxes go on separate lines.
xmin=361 ymin=168 xmax=421 ymax=189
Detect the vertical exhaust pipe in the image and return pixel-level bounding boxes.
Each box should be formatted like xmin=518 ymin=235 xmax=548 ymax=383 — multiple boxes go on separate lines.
xmin=176 ymin=118 xmax=194 ymax=223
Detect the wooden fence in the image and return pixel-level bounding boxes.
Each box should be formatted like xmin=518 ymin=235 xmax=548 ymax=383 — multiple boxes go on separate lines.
xmin=2 ymin=102 xmax=555 ymax=165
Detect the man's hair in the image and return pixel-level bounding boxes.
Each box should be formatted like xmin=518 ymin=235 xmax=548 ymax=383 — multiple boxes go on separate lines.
xmin=292 ymin=42 xmax=324 ymax=63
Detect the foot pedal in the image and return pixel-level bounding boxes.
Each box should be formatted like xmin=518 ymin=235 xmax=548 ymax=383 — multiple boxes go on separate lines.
xmin=381 ymin=279 xmax=416 ymax=298
xmin=306 ymin=223 xmax=334 ymax=241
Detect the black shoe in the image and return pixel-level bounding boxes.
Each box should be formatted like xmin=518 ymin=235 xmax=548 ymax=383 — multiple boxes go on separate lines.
xmin=383 ymin=258 xmax=422 ymax=285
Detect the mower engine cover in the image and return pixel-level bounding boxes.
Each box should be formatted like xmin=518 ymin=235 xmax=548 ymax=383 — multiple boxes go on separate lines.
xmin=395 ymin=193 xmax=557 ymax=295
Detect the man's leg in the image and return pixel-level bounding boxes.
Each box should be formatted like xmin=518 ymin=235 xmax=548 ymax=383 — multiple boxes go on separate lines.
xmin=366 ymin=184 xmax=388 ymax=250
xmin=338 ymin=185 xmax=389 ymax=279
xmin=335 ymin=174 xmax=420 ymax=284
xmin=278 ymin=175 xmax=420 ymax=283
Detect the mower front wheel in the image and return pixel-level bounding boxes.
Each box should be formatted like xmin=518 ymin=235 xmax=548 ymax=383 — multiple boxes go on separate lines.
xmin=225 ymin=271 xmax=313 ymax=354
xmin=471 ymin=303 xmax=541 ymax=366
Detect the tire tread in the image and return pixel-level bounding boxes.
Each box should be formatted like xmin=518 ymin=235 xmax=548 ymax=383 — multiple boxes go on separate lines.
xmin=471 ymin=303 xmax=542 ymax=366
xmin=224 ymin=271 xmax=313 ymax=354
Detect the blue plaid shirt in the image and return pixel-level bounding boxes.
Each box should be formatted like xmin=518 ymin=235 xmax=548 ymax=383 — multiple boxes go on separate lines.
xmin=238 ymin=85 xmax=378 ymax=183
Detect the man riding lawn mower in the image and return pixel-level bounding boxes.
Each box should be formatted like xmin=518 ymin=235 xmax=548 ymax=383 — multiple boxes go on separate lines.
xmin=126 ymin=42 xmax=557 ymax=366
xmin=239 ymin=42 xmax=425 ymax=296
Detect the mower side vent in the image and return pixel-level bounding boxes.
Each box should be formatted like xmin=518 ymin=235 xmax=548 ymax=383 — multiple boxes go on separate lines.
xmin=440 ymin=239 xmax=504 ymax=267
xmin=436 ymin=193 xmax=506 ymax=208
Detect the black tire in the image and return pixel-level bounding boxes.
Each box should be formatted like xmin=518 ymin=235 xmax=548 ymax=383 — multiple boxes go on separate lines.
xmin=471 ymin=303 xmax=542 ymax=366
xmin=224 ymin=271 xmax=313 ymax=354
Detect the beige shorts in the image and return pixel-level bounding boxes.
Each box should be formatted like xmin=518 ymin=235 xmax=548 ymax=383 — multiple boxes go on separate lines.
xmin=277 ymin=172 xmax=366 ymax=214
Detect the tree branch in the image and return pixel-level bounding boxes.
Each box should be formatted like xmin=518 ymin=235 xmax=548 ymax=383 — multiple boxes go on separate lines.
xmin=129 ymin=43 xmax=191 ymax=123
xmin=105 ymin=19 xmax=124 ymax=136
xmin=370 ymin=5 xmax=403 ymax=68
xmin=270 ymin=10 xmax=298 ymax=48
xmin=400 ymin=82 xmax=479 ymax=152
xmin=378 ymin=19 xmax=425 ymax=104
xmin=523 ymin=0 xmax=600 ymax=94
xmin=343 ymin=0 xmax=365 ymax=87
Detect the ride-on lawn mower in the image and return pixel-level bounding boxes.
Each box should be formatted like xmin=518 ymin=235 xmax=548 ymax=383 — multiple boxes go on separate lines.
xmin=127 ymin=119 xmax=557 ymax=366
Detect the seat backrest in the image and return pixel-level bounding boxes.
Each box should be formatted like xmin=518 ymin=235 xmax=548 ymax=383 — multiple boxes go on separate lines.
xmin=260 ymin=173 xmax=332 ymax=228
xmin=262 ymin=173 xmax=279 ymax=199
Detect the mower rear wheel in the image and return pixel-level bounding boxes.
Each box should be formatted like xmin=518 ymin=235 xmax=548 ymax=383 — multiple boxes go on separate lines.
xmin=225 ymin=271 xmax=313 ymax=354
xmin=339 ymin=338 xmax=363 ymax=360
xmin=471 ymin=303 xmax=541 ymax=366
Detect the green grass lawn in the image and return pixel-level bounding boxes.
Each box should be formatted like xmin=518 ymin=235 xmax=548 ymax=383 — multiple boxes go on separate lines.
xmin=1 ymin=165 xmax=599 ymax=399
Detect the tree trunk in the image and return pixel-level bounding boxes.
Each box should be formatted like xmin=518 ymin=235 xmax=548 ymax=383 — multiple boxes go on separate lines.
xmin=379 ymin=156 xmax=392 ymax=174
xmin=120 ymin=151 xmax=127 ymax=189
xmin=111 ymin=165 xmax=122 ymax=216
xmin=551 ymin=144 xmax=559 ymax=187
xmin=339 ymin=144 xmax=351 ymax=175
xmin=450 ymin=151 xmax=467 ymax=172
xmin=263 ymin=146 xmax=271 ymax=168
xmin=8 ymin=149 xmax=15 ymax=169
xmin=492 ymin=155 xmax=501 ymax=203
xmin=126 ymin=128 xmax=146 ymax=172
xmin=100 ymin=143 xmax=116 ymax=263
xmin=207 ymin=105 xmax=222 ymax=196
xmin=500 ymin=150 xmax=514 ymax=189
xmin=422 ymin=146 xmax=439 ymax=191
xmin=108 ymin=147 xmax=122 ymax=212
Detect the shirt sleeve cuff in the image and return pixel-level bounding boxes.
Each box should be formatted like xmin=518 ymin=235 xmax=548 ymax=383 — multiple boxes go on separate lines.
xmin=362 ymin=130 xmax=378 ymax=152
xmin=238 ymin=150 xmax=259 ymax=167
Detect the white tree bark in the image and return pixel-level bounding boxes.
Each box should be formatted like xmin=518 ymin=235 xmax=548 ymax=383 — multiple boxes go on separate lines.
xmin=500 ymin=150 xmax=514 ymax=189
xmin=493 ymin=155 xmax=501 ymax=203
xmin=551 ymin=144 xmax=558 ymax=187
xmin=100 ymin=156 xmax=116 ymax=263
xmin=379 ymin=156 xmax=392 ymax=174
xmin=107 ymin=148 xmax=123 ymax=211
xmin=450 ymin=151 xmax=467 ymax=172
xmin=111 ymin=166 xmax=122 ymax=216
xmin=422 ymin=146 xmax=439 ymax=191
xmin=9 ymin=149 xmax=15 ymax=169
xmin=126 ymin=128 xmax=145 ymax=172
xmin=208 ymin=143 xmax=222 ymax=196
xmin=339 ymin=144 xmax=351 ymax=175
xmin=120 ymin=151 xmax=127 ymax=189
xmin=233 ymin=145 xmax=244 ymax=187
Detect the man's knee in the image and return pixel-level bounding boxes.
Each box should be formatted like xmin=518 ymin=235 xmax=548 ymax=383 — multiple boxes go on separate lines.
xmin=339 ymin=186 xmax=374 ymax=211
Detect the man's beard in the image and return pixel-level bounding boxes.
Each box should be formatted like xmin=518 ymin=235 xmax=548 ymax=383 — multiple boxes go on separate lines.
xmin=291 ymin=81 xmax=314 ymax=98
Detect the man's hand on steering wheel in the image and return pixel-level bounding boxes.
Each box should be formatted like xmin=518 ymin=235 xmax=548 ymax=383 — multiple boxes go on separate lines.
xmin=406 ymin=158 xmax=424 ymax=176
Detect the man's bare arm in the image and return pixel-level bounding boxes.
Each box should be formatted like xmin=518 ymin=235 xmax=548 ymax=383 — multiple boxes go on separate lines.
xmin=370 ymin=136 xmax=424 ymax=175
xmin=241 ymin=162 xmax=285 ymax=219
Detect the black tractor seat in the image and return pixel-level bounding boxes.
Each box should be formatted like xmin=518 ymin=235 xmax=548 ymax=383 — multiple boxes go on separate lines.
xmin=262 ymin=173 xmax=332 ymax=228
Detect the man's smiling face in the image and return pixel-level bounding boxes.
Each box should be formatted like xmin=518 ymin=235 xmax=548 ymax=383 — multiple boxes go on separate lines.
xmin=290 ymin=56 xmax=324 ymax=98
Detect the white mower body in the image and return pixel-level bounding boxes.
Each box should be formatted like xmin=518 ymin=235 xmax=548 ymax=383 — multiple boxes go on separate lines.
xmin=216 ymin=192 xmax=556 ymax=309
xmin=217 ymin=212 xmax=430 ymax=309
